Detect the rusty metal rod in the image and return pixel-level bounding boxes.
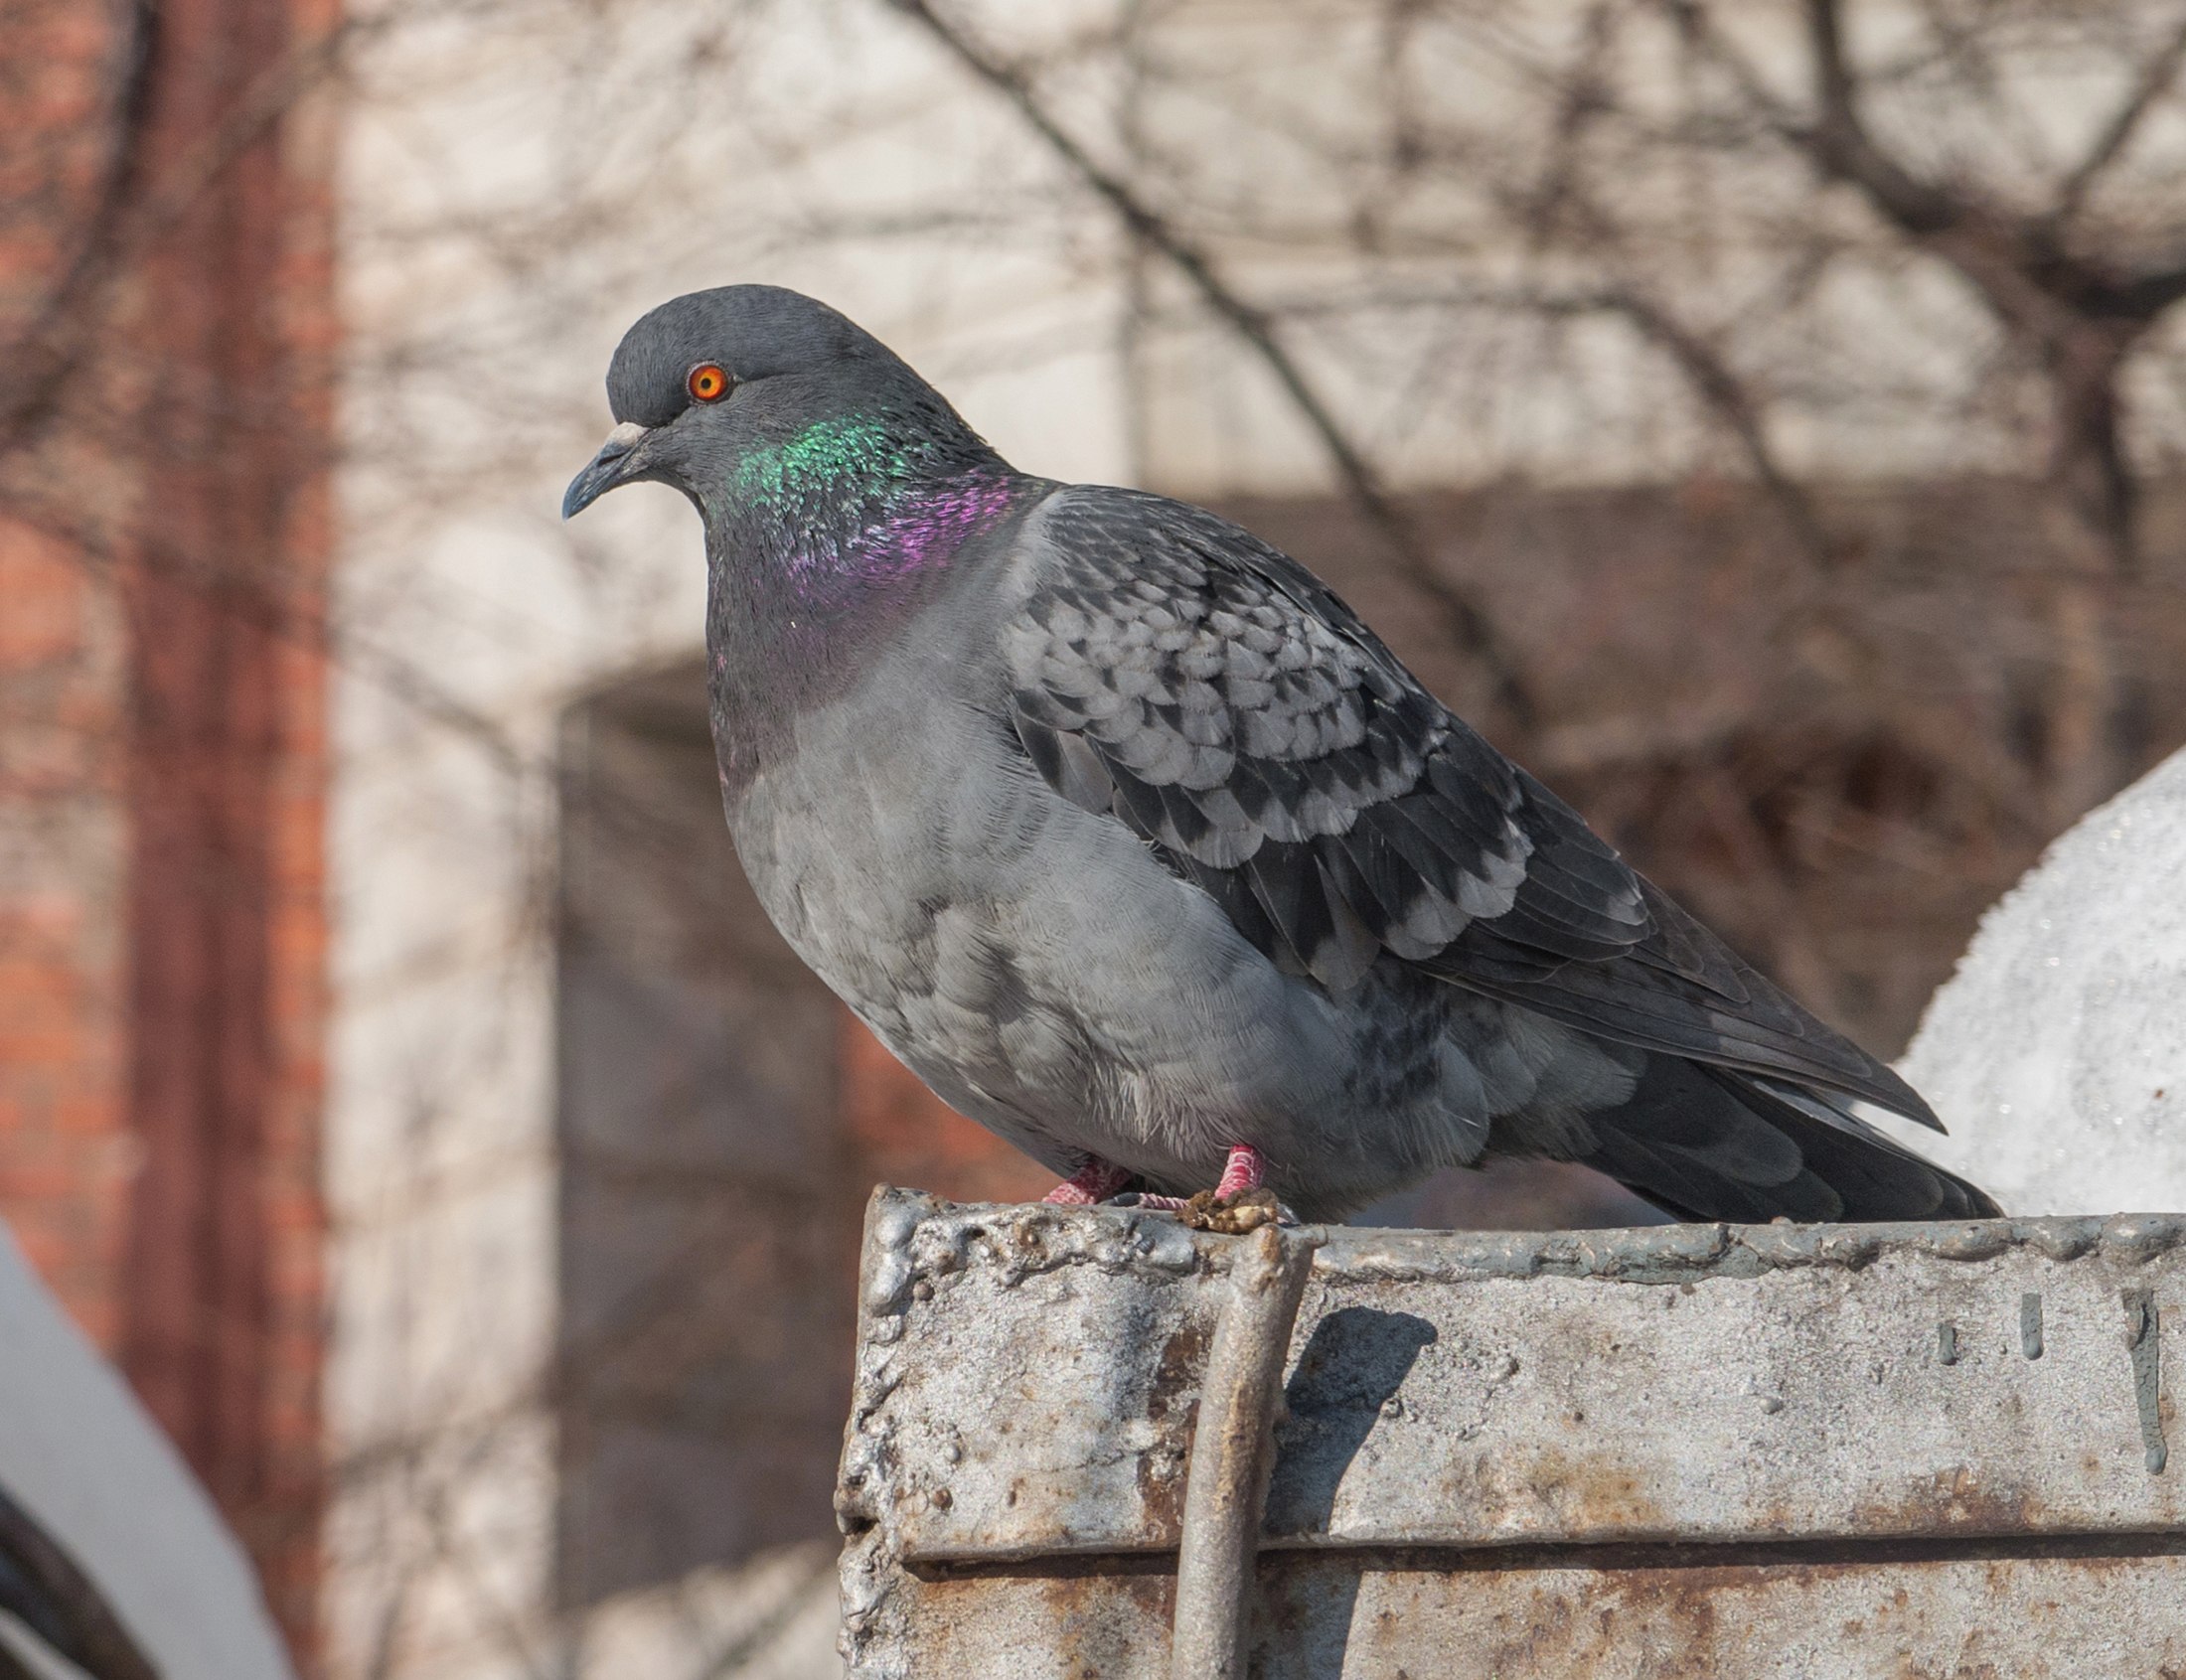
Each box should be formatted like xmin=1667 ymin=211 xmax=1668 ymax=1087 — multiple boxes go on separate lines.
xmin=1169 ymin=1222 xmax=1319 ymax=1680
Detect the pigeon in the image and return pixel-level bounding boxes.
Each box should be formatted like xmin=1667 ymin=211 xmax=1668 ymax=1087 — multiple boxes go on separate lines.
xmin=563 ymin=284 xmax=2000 ymax=1227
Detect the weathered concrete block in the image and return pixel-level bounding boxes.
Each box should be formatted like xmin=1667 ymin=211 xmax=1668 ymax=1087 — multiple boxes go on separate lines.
xmin=838 ymin=1190 xmax=2186 ymax=1678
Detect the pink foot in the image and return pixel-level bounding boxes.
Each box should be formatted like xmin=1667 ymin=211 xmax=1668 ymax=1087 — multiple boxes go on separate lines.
xmin=1214 ymin=1143 xmax=1266 ymax=1201
xmin=1130 ymin=1145 xmax=1270 ymax=1213
xmin=1043 ymin=1160 xmax=1137 ymax=1206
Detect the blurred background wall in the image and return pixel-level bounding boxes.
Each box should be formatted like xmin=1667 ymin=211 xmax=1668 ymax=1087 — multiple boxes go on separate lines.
xmin=5 ymin=1 xmax=2186 ymax=1675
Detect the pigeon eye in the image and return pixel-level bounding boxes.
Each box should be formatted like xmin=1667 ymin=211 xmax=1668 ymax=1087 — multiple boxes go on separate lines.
xmin=687 ymin=363 xmax=731 ymax=403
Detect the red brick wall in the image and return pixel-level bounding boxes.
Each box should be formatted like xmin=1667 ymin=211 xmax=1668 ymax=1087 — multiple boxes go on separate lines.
xmin=0 ymin=0 xmax=135 ymax=1365
xmin=116 ymin=0 xmax=335 ymax=1660
xmin=0 ymin=0 xmax=335 ymax=1664
xmin=0 ymin=520 xmax=131 ymax=1348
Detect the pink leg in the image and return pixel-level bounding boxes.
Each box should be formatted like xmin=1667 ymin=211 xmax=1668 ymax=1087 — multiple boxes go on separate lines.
xmin=1133 ymin=1145 xmax=1268 ymax=1212
xmin=1044 ymin=1159 xmax=1137 ymax=1206
xmin=1214 ymin=1143 xmax=1265 ymax=1201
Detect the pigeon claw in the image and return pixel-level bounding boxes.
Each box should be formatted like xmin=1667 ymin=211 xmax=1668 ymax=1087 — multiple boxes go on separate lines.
xmin=1115 ymin=1145 xmax=1293 ymax=1231
xmin=1178 ymin=1185 xmax=1284 ymax=1234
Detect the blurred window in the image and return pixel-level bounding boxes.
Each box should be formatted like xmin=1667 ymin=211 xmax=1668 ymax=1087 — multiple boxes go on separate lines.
xmin=553 ymin=664 xmax=856 ymax=1609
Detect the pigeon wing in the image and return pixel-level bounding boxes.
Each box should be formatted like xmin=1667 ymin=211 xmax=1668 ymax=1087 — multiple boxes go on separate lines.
xmin=1001 ymin=486 xmax=1938 ymax=1129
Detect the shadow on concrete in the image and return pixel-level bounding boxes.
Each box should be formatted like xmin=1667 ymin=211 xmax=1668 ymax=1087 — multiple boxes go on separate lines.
xmin=1258 ymin=1306 xmax=1439 ymax=1677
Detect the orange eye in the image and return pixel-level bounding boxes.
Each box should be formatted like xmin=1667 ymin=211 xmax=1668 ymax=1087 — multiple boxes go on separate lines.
xmin=687 ymin=363 xmax=730 ymax=402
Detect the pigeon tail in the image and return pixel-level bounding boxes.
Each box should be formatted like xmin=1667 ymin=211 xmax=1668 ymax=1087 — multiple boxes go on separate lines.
xmin=1565 ymin=1055 xmax=2001 ymax=1224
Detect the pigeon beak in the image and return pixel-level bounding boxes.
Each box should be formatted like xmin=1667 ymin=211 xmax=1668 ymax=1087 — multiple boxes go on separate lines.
xmin=561 ymin=420 xmax=654 ymax=519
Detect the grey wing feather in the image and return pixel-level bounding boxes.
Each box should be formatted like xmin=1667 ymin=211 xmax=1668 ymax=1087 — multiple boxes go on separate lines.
xmin=1002 ymin=487 xmax=1941 ymax=1131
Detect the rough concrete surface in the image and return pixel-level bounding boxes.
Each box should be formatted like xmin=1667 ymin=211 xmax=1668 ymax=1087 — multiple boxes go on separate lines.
xmin=1896 ymin=746 xmax=2186 ymax=1216
xmin=839 ymin=1190 xmax=2186 ymax=1679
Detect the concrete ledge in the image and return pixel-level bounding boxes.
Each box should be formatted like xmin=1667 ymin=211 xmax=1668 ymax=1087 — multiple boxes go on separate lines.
xmin=838 ymin=1190 xmax=2186 ymax=1678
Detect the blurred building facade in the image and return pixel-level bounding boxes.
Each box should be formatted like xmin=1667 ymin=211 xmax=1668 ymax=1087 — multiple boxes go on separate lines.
xmin=0 ymin=0 xmax=336 ymax=1658
xmin=7 ymin=3 xmax=2186 ymax=1678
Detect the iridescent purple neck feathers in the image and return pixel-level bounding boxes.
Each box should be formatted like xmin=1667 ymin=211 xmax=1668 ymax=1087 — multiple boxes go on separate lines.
xmin=771 ymin=464 xmax=1020 ymax=607
xmin=701 ymin=414 xmax=1030 ymax=786
xmin=708 ymin=414 xmax=1018 ymax=608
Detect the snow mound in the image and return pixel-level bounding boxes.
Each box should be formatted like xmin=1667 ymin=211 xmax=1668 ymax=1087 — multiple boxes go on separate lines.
xmin=1892 ymin=748 xmax=2186 ymax=1216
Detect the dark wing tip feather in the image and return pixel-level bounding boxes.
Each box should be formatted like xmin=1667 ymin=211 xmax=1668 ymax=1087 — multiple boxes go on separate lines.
xmin=1570 ymin=1058 xmax=1999 ymax=1224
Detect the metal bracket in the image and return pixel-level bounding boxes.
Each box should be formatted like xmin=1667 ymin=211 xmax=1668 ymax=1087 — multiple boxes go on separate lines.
xmin=1169 ymin=1223 xmax=1320 ymax=1680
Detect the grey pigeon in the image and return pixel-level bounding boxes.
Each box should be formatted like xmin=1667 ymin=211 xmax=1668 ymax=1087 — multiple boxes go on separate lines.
xmin=563 ymin=284 xmax=1999 ymax=1226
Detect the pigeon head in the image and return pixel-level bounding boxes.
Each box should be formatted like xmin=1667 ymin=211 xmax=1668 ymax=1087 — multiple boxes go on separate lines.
xmin=561 ymin=285 xmax=999 ymax=525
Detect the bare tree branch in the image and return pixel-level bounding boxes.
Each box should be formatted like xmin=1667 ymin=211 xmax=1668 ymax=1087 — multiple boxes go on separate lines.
xmin=886 ymin=0 xmax=1539 ymax=727
xmin=1661 ymin=0 xmax=1959 ymax=238
xmin=689 ymin=1544 xmax=836 ymax=1680
xmin=0 ymin=0 xmax=157 ymax=458
xmin=1908 ymin=0 xmax=2050 ymax=175
xmin=1311 ymin=273 xmax=1838 ymax=571
xmin=2052 ymin=5 xmax=2186 ymax=227
xmin=1591 ymin=287 xmax=1837 ymax=568
xmin=1667 ymin=0 xmax=2186 ymax=331
xmin=1654 ymin=0 xmax=2186 ymax=599
xmin=2109 ymin=260 xmax=2186 ymax=321
xmin=0 ymin=484 xmax=531 ymax=777
xmin=0 ymin=11 xmax=369 ymax=460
